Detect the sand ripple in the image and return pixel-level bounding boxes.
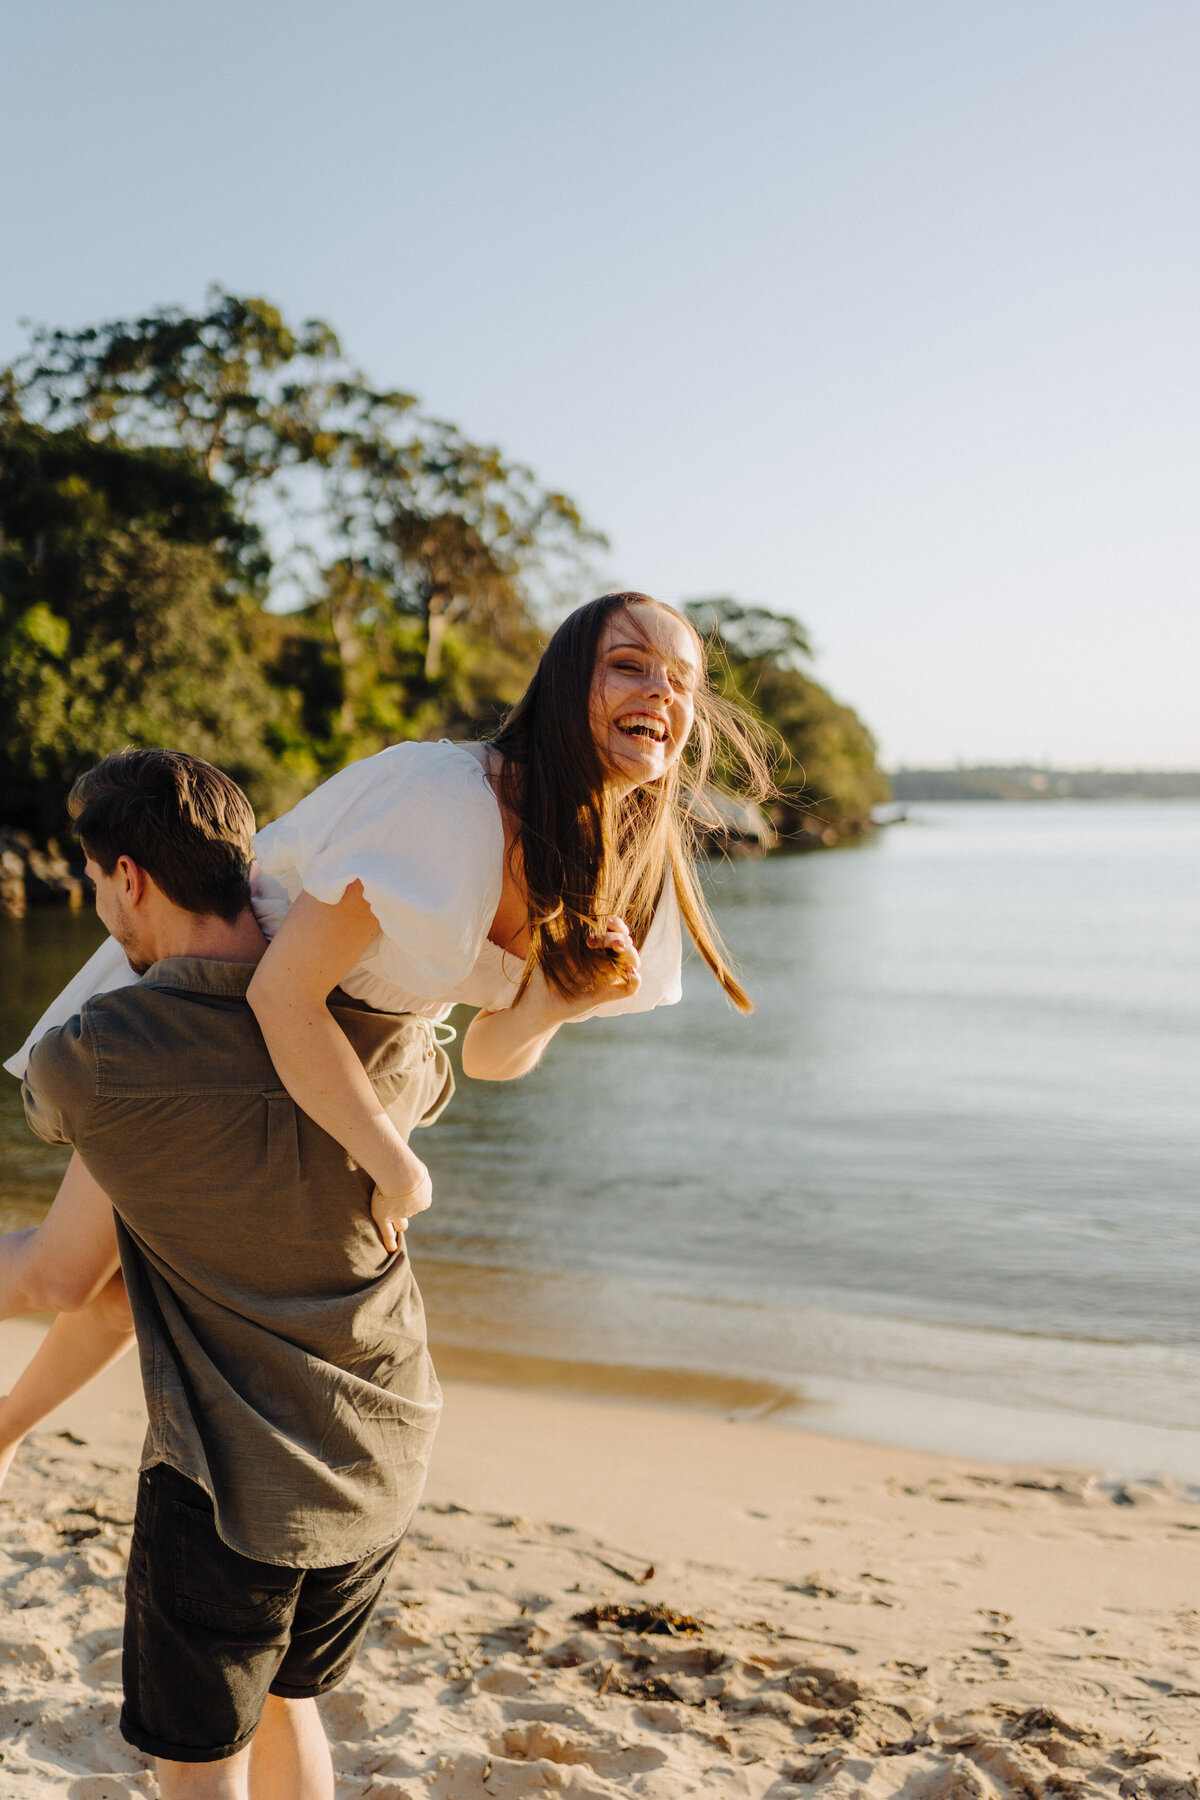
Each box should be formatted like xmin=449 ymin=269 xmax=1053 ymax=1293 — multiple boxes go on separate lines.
xmin=2 ymin=1434 xmax=1198 ymax=1798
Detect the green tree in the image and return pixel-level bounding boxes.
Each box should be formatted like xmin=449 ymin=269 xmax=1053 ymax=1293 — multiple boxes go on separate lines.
xmin=3 ymin=296 xmax=891 ymax=857
xmin=685 ymin=598 xmax=890 ymax=843
xmin=18 ymin=289 xmax=601 ymax=707
xmin=0 ymin=414 xmax=306 ymax=835
xmin=24 ymin=289 xmax=344 ymax=486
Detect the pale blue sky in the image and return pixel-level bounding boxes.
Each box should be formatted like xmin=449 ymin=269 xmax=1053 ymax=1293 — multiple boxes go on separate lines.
xmin=3 ymin=1 xmax=1197 ymax=766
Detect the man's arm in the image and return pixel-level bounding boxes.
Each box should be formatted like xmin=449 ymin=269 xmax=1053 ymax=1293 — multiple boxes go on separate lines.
xmin=0 ymin=1273 xmax=135 ymax=1491
xmin=0 ymin=1013 xmax=121 ymax=1315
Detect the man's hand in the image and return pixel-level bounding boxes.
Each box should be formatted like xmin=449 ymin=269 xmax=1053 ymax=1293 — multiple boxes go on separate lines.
xmin=370 ymin=1159 xmax=433 ymax=1254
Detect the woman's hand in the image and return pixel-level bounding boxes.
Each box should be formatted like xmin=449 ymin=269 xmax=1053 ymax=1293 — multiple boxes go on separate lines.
xmin=370 ymin=1157 xmax=433 ymax=1254
xmin=541 ymin=914 xmax=643 ymax=1024
xmin=580 ymin=914 xmax=642 ymax=1010
xmin=462 ymin=914 xmax=643 ymax=1080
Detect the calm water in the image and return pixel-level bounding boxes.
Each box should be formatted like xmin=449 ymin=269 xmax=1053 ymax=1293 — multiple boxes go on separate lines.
xmin=4 ymin=803 xmax=1199 ymax=1472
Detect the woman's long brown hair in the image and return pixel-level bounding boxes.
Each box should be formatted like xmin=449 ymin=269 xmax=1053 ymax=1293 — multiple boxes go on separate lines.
xmin=489 ymin=591 xmax=775 ymax=1013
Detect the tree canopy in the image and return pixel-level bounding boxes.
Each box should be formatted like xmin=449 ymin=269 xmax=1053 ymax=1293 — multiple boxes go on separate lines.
xmin=2 ymin=290 xmax=600 ymax=832
xmin=1 ymin=290 xmax=887 ymax=848
xmin=685 ymin=598 xmax=890 ymax=842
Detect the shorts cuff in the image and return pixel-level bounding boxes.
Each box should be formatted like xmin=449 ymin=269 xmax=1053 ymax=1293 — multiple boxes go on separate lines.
xmin=269 ymin=1670 xmax=348 ymax=1700
xmin=120 ymin=1705 xmax=258 ymax=1764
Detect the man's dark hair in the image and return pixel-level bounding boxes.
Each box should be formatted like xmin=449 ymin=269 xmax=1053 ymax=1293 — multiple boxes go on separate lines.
xmin=69 ymin=749 xmax=255 ymax=923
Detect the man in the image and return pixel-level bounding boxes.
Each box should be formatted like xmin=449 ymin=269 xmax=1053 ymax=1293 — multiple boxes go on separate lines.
xmin=20 ymin=748 xmax=451 ymax=1800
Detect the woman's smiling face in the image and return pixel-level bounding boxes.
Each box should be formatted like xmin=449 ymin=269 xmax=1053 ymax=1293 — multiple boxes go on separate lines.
xmin=589 ymin=603 xmax=700 ymax=791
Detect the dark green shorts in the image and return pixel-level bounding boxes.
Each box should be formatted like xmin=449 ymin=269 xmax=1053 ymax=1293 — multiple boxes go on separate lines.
xmin=120 ymin=1463 xmax=399 ymax=1763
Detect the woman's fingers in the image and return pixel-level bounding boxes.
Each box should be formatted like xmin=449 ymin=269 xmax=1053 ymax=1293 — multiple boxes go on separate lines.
xmin=373 ymin=1204 xmax=412 ymax=1255
xmin=606 ymin=930 xmax=639 ymax=971
xmin=371 ymin=1166 xmax=432 ymax=1252
xmin=584 ymin=917 xmax=641 ymax=993
xmin=571 ymin=915 xmax=639 ymax=1000
xmin=589 ymin=918 xmax=637 ymax=959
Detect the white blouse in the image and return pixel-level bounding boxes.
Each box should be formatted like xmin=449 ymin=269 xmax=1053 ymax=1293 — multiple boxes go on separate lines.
xmin=4 ymin=740 xmax=682 ymax=1079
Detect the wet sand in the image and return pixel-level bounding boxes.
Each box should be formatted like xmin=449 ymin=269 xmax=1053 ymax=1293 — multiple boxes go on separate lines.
xmin=0 ymin=1319 xmax=1197 ymax=1797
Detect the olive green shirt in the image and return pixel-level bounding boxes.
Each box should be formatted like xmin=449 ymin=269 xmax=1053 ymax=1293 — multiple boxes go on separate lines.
xmin=22 ymin=957 xmax=453 ymax=1568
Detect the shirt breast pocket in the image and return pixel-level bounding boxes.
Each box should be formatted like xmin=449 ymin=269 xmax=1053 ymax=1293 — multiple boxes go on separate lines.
xmin=264 ymin=1089 xmax=300 ymax=1186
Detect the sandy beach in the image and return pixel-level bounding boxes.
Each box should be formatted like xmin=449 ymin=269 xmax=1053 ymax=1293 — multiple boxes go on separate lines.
xmin=0 ymin=1320 xmax=1197 ymax=1799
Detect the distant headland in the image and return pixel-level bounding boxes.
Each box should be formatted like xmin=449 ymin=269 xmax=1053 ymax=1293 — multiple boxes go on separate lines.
xmin=889 ymin=766 xmax=1200 ymax=801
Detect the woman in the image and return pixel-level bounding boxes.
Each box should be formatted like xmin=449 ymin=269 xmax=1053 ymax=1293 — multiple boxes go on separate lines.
xmin=0 ymin=591 xmax=768 ymax=1471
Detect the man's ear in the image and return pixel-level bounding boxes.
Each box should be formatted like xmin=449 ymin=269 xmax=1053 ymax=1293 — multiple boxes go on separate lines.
xmin=114 ymin=856 xmax=150 ymax=908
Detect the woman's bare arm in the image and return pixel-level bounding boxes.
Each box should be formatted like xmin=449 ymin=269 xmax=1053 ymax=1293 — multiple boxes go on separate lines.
xmin=460 ymin=984 xmax=575 ymax=1081
xmin=246 ymin=883 xmax=433 ymax=1236
xmin=463 ymin=917 xmax=642 ymax=1081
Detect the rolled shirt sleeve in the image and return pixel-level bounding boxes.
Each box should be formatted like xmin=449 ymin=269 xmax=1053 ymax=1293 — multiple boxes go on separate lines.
xmin=22 ymin=1012 xmax=97 ymax=1148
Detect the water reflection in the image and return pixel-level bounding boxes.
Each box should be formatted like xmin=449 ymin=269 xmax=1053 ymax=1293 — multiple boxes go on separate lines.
xmin=0 ymin=909 xmax=106 ymax=1228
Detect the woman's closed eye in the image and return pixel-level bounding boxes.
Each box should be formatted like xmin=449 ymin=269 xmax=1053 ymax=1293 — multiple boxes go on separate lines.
xmin=611 ymin=654 xmax=692 ymax=690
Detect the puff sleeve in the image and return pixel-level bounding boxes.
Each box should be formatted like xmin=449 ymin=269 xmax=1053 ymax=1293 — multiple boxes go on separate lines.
xmin=251 ymin=741 xmax=505 ymax=1003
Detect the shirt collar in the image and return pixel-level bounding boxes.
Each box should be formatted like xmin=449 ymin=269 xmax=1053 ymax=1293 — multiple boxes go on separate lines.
xmin=138 ymin=957 xmax=259 ymax=999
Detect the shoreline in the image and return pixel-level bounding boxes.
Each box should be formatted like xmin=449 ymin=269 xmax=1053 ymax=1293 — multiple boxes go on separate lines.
xmin=6 ymin=1307 xmax=1200 ymax=1487
xmin=411 ymin=1256 xmax=1200 ymax=1479
xmin=431 ymin=1340 xmax=1200 ymax=1486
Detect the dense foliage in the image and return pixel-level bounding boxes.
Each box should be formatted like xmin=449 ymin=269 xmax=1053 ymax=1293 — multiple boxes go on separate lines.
xmin=685 ymin=599 xmax=890 ymax=842
xmin=1 ymin=290 xmax=886 ymax=845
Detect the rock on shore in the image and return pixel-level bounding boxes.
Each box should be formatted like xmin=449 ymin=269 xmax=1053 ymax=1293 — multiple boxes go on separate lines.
xmin=0 ymin=832 xmax=84 ymax=918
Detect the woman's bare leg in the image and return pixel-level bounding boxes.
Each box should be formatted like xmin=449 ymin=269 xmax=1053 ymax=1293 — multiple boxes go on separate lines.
xmin=0 ymin=1271 xmax=135 ymax=1489
xmin=0 ymin=1152 xmax=120 ymax=1316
